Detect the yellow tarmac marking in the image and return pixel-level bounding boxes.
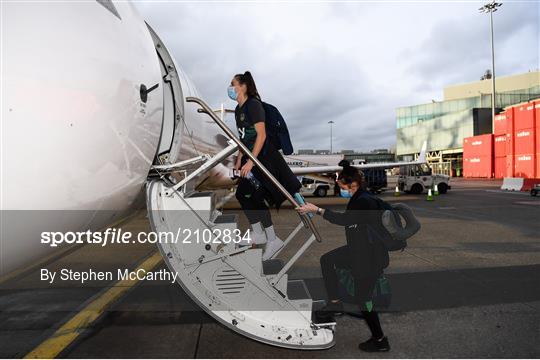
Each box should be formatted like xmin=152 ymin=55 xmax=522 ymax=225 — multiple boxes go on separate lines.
xmin=24 ymin=250 xmax=163 ymax=359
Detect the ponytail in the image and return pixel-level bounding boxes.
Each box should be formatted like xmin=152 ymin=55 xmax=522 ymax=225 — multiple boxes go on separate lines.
xmin=234 ymin=71 xmax=261 ymax=100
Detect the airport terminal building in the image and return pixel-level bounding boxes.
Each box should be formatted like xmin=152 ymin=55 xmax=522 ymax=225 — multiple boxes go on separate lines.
xmin=396 ymin=71 xmax=540 ymax=176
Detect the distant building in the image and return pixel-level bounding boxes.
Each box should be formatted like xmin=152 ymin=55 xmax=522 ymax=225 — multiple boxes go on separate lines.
xmin=344 ymin=150 xmax=395 ymax=164
xmin=396 ymin=71 xmax=540 ymax=176
xmin=297 ymin=149 xmax=314 ymax=155
xmin=314 ymin=150 xmax=330 ymax=155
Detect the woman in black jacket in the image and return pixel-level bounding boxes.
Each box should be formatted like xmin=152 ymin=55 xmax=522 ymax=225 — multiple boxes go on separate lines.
xmin=297 ymin=161 xmax=390 ymax=352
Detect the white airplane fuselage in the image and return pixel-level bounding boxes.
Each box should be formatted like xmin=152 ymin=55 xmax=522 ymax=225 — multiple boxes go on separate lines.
xmin=1 ymin=1 xmax=233 ymax=276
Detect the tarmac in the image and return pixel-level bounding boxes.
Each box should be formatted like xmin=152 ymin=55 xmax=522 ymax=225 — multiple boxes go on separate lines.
xmin=1 ymin=178 xmax=539 ymax=358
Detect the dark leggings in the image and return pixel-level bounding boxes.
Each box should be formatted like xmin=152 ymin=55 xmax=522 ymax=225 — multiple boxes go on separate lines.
xmin=235 ymin=177 xmax=273 ymax=227
xmin=320 ymin=246 xmax=384 ymax=339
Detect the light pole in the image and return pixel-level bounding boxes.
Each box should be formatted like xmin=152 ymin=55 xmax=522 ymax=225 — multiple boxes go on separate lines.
xmin=479 ymin=1 xmax=502 ymax=132
xmin=328 ymin=120 xmax=334 ymax=154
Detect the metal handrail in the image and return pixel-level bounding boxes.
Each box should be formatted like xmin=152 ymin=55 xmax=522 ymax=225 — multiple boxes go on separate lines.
xmin=187 ymin=96 xmax=323 ymax=243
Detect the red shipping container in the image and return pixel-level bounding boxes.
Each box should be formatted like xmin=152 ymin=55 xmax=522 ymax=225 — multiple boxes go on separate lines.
xmin=515 ymin=103 xmax=536 ymax=131
xmin=463 ymin=155 xmax=493 ymax=178
xmin=537 ymin=153 xmax=540 ymax=178
xmin=506 ymin=155 xmax=514 ymax=178
xmin=506 ymin=107 xmax=515 ymax=134
xmin=514 ymin=127 xmax=535 ymax=155
xmin=494 ymin=156 xmax=506 ymax=178
xmin=536 ymin=127 xmax=540 ymax=154
xmin=506 ymin=131 xmax=514 ymax=156
xmin=463 ymin=134 xmax=493 ymax=157
xmin=493 ymin=134 xmax=507 ymax=158
xmin=535 ymin=100 xmax=540 ymax=129
xmin=514 ymin=153 xmax=536 ymax=178
xmin=493 ymin=112 xmax=508 ymax=135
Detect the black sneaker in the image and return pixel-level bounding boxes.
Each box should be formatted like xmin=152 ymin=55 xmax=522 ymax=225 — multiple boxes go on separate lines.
xmin=358 ymin=336 xmax=390 ymax=352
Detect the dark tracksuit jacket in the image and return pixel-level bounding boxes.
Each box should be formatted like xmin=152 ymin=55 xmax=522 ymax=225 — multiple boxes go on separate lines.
xmin=322 ymin=190 xmax=389 ymax=302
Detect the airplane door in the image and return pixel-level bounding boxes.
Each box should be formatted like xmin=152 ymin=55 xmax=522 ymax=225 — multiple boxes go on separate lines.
xmin=146 ymin=23 xmax=185 ymax=165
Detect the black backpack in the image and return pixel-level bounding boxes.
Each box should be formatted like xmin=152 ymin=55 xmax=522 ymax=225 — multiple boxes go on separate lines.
xmin=244 ymin=100 xmax=294 ymax=155
xmin=365 ymin=194 xmax=420 ymax=251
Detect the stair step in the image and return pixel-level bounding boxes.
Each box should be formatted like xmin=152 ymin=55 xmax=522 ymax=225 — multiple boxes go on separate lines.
xmin=311 ymin=299 xmax=337 ymax=326
xmin=287 ymin=279 xmax=311 ymax=301
xmin=181 ymin=191 xmax=216 ymax=223
xmin=262 ymin=259 xmax=284 ymax=275
xmin=214 ymin=214 xmax=237 ymax=224
xmin=186 ymin=191 xmax=214 ymax=198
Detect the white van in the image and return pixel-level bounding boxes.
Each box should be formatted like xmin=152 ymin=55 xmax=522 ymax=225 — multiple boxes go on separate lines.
xmin=299 ymin=176 xmax=333 ymax=197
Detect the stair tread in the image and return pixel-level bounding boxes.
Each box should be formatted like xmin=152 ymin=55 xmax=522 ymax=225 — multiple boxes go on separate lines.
xmin=214 ymin=214 xmax=237 ymax=224
xmin=186 ymin=191 xmax=214 ymax=198
xmin=287 ymin=279 xmax=311 ymax=300
xmin=262 ymin=259 xmax=284 ymax=275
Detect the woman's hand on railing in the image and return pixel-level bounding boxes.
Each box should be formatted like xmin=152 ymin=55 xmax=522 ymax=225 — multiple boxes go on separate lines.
xmin=296 ymin=203 xmax=319 ymax=215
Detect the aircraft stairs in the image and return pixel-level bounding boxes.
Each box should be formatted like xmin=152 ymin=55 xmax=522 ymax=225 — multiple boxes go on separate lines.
xmin=145 ymin=97 xmax=335 ymax=349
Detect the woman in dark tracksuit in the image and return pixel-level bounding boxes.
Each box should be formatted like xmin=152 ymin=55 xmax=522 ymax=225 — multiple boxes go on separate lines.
xmin=228 ymin=71 xmax=301 ymax=260
xmin=297 ymin=161 xmax=390 ymax=352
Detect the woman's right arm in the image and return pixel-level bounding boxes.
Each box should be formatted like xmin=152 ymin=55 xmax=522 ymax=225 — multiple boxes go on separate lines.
xmin=297 ymin=198 xmax=371 ymax=227
xmin=296 ymin=202 xmax=356 ymax=226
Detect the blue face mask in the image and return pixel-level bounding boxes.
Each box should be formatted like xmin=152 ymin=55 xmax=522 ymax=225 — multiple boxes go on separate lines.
xmin=340 ymin=189 xmax=352 ymax=198
xmin=227 ymin=86 xmax=238 ymax=101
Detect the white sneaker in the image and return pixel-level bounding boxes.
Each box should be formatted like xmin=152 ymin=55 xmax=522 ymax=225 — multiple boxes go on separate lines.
xmin=250 ymin=222 xmax=267 ymax=245
xmin=262 ymin=238 xmax=284 ymax=261
xmin=251 ymin=230 xmax=267 ymax=245
xmin=235 ymin=232 xmax=266 ymax=247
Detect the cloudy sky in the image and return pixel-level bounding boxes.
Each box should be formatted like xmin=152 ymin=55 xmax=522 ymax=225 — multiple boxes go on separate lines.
xmin=134 ymin=0 xmax=538 ymax=152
